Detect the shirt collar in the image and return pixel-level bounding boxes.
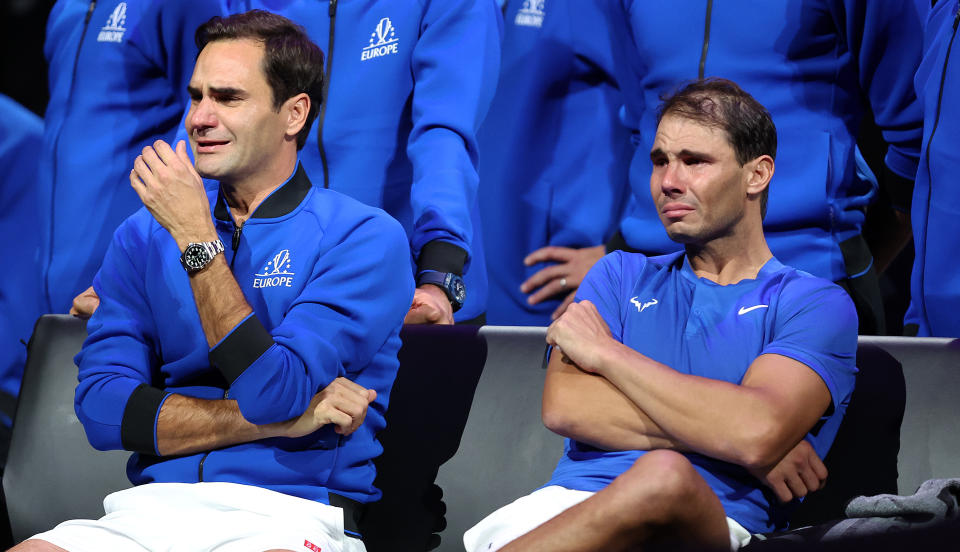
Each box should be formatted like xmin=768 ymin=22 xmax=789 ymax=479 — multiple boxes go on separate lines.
xmin=214 ymin=162 xmax=312 ymax=222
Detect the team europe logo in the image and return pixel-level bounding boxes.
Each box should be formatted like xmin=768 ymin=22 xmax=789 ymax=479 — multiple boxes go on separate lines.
xmin=515 ymin=0 xmax=545 ymax=28
xmin=362 ymin=17 xmax=399 ymax=61
xmin=97 ymin=2 xmax=127 ymax=43
xmin=254 ymin=249 xmax=296 ymax=289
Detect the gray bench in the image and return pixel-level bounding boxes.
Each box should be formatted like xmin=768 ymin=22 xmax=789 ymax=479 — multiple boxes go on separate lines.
xmin=5 ymin=316 xmax=960 ymax=550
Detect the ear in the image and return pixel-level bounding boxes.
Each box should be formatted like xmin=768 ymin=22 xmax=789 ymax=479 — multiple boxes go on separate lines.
xmin=282 ymin=92 xmax=311 ymax=140
xmin=745 ymin=155 xmax=774 ymax=197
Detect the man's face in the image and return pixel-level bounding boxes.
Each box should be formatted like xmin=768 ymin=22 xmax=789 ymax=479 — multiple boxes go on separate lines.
xmin=186 ymin=39 xmax=287 ymax=183
xmin=649 ymin=114 xmax=752 ymax=245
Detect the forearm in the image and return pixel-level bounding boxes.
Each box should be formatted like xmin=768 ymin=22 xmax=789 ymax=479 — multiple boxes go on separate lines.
xmin=542 ymin=354 xmax=686 ymax=452
xmin=188 ymin=255 xmax=254 ymax=347
xmin=155 ymin=393 xmax=284 ymax=456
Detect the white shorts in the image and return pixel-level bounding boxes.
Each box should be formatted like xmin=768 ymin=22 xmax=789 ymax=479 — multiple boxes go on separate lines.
xmin=463 ymin=486 xmax=752 ymax=552
xmin=29 ymin=482 xmax=366 ymax=552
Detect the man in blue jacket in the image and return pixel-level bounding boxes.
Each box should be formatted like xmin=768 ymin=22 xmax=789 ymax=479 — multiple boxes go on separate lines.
xmin=905 ymin=0 xmax=960 ymax=338
xmin=465 ymin=79 xmax=857 ymax=551
xmin=527 ymin=0 xmax=925 ymax=335
xmin=17 ymin=11 xmax=412 ymax=552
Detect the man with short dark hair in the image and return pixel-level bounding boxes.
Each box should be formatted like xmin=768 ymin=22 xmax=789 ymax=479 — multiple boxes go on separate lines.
xmin=464 ymin=79 xmax=858 ymax=551
xmin=15 ymin=11 xmax=412 ymax=552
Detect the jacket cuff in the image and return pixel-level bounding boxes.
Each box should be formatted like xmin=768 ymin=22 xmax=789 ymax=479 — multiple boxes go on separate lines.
xmin=120 ymin=384 xmax=169 ymax=455
xmin=209 ymin=314 xmax=274 ymax=386
xmin=417 ymin=241 xmax=467 ymax=276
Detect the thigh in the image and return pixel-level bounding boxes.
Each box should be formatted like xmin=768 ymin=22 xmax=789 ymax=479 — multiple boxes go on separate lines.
xmin=463 ymin=486 xmax=595 ymax=552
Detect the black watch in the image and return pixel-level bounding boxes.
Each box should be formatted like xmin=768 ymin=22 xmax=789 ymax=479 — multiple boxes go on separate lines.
xmin=417 ymin=271 xmax=466 ymax=313
xmin=180 ymin=239 xmax=225 ymax=274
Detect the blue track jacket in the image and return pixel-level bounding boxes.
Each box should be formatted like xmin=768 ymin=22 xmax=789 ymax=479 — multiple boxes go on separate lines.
xmin=75 ymin=164 xmax=414 ymax=504
xmin=479 ymin=0 xmax=631 ymax=325
xmin=906 ymin=0 xmax=960 ymax=337
xmin=221 ymin=0 xmax=502 ymax=321
xmin=600 ymin=0 xmax=924 ymax=282
xmin=0 ymin=95 xmax=44 ymax=411
xmin=40 ymin=0 xmax=225 ymax=313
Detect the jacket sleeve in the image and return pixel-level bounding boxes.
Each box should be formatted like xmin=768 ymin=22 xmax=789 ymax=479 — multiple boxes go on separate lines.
xmin=406 ymin=0 xmax=502 ymax=276
xmin=836 ymin=0 xmax=926 ymax=181
xmin=74 ymin=215 xmax=167 ymax=454
xmin=211 ymin=211 xmax=415 ymax=425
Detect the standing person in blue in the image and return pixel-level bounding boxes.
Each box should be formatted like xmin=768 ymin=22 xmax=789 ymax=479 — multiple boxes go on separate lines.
xmin=531 ymin=0 xmax=925 ymax=335
xmin=905 ymin=0 xmax=960 ymax=338
xmin=42 ymin=0 xmax=226 ymax=315
xmin=219 ymin=0 xmax=502 ymax=325
xmin=479 ymin=0 xmax=632 ymax=325
xmin=0 ymin=94 xmax=44 ymax=440
xmin=464 ymin=79 xmax=857 ymax=551
xmin=16 ymin=11 xmax=412 ymax=552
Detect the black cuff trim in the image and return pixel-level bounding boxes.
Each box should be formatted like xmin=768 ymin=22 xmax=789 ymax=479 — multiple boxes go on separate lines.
xmin=121 ymin=384 xmax=168 ymax=455
xmin=605 ymin=231 xmax=641 ymax=254
xmin=882 ymin=167 xmax=914 ymax=212
xmin=417 ymin=241 xmax=467 ymax=276
xmin=209 ymin=314 xmax=274 ymax=385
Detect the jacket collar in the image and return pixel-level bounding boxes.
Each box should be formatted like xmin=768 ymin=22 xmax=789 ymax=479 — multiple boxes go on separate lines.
xmin=214 ymin=163 xmax=312 ymax=222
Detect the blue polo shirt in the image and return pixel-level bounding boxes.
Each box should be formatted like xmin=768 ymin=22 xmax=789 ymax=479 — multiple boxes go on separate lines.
xmin=546 ymin=251 xmax=858 ymax=533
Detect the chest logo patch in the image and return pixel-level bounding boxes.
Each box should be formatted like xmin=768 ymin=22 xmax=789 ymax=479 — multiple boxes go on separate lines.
xmin=97 ymin=3 xmax=127 ymax=43
xmin=738 ymin=304 xmax=769 ymax=315
xmin=630 ymin=297 xmax=658 ymax=313
xmin=254 ymin=249 xmax=295 ymax=289
xmin=515 ymin=0 xmax=546 ymax=28
xmin=362 ymin=17 xmax=399 ymax=61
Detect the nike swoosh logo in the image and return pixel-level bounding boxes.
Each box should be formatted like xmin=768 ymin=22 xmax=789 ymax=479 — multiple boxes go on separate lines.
xmin=738 ymin=304 xmax=769 ymax=315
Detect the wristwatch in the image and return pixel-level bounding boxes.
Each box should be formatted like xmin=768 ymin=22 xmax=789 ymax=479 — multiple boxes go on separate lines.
xmin=180 ymin=239 xmax=225 ymax=274
xmin=417 ymin=271 xmax=466 ymax=312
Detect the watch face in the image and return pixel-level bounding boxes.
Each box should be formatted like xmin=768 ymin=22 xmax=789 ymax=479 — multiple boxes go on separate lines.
xmin=183 ymin=243 xmax=212 ymax=271
xmin=448 ymin=274 xmax=466 ymax=304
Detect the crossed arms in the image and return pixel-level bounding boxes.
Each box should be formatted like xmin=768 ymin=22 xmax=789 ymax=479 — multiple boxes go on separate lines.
xmin=542 ymin=300 xmax=835 ymax=502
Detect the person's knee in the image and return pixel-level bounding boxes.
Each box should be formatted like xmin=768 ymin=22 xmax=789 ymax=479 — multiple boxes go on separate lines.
xmin=619 ymin=450 xmax=703 ymax=514
xmin=8 ymin=539 xmax=71 ymax=552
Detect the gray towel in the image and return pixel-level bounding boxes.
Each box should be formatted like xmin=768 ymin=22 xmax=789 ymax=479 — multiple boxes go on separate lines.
xmin=820 ymin=478 xmax=960 ymax=540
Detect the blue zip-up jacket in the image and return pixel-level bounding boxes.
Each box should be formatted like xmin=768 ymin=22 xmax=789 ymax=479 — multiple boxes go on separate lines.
xmin=601 ymin=0 xmax=924 ymax=282
xmin=0 ymin=94 xmax=44 ymax=414
xmin=40 ymin=0 xmax=225 ymax=313
xmin=906 ymin=0 xmax=960 ymax=337
xmin=75 ymin=165 xmax=414 ymax=504
xmin=479 ymin=0 xmax=631 ymax=325
xmin=222 ymin=0 xmax=502 ymax=322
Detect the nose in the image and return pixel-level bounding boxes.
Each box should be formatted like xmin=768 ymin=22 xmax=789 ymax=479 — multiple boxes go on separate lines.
xmin=187 ymin=97 xmax=217 ymax=135
xmin=656 ymin=160 xmax=685 ymax=198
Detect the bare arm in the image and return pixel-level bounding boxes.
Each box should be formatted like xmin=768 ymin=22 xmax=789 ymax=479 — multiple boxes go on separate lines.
xmin=546 ymin=300 xmax=832 ymax=470
xmin=155 ymin=377 xmax=376 ymax=456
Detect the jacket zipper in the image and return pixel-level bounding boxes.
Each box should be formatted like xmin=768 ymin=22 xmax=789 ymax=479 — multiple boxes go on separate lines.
xmin=318 ymin=0 xmax=338 ymax=189
xmin=45 ymin=0 xmax=98 ymax=305
xmin=918 ymin=6 xmax=960 ymax=324
xmin=698 ymin=0 xmax=713 ymax=79
xmin=230 ymin=221 xmax=244 ymax=269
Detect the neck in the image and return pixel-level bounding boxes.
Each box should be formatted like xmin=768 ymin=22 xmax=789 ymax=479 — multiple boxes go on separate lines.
xmin=685 ymin=220 xmax=772 ymax=285
xmin=220 ymin=151 xmax=297 ymax=225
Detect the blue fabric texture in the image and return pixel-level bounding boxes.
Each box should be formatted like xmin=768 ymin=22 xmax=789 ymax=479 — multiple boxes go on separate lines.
xmin=74 ymin=164 xmax=414 ymax=504
xmin=546 ymin=251 xmax=858 ymax=533
xmin=480 ymin=0 xmax=632 ymax=325
xmin=40 ymin=0 xmax=226 ymax=313
xmin=0 ymin=94 xmax=44 ymax=404
xmin=216 ymin=0 xmax=503 ymax=321
xmin=601 ymin=0 xmax=925 ymax=282
xmin=905 ymin=0 xmax=960 ymax=337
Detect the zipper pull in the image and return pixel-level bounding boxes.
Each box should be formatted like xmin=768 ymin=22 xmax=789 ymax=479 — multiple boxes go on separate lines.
xmin=232 ymin=222 xmax=243 ymax=252
xmin=329 ymin=0 xmax=337 ymax=17
xmin=954 ymin=6 xmax=959 ymax=30
xmin=85 ymin=0 xmax=97 ymax=24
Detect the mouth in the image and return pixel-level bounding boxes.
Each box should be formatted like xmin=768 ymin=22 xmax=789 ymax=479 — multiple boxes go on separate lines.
xmin=661 ymin=202 xmax=695 ymax=219
xmin=194 ymin=139 xmax=229 ymax=154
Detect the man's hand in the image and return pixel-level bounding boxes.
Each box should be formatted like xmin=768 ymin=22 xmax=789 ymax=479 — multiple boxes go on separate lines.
xmin=521 ymin=245 xmax=605 ymax=320
xmin=546 ymin=299 xmax=617 ymax=374
xmin=404 ymin=284 xmax=455 ymax=325
xmin=129 ymin=140 xmax=217 ymax=249
xmin=276 ymin=377 xmax=377 ymax=438
xmin=749 ymin=439 xmax=827 ymax=503
xmin=69 ymin=286 xmax=100 ymax=319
